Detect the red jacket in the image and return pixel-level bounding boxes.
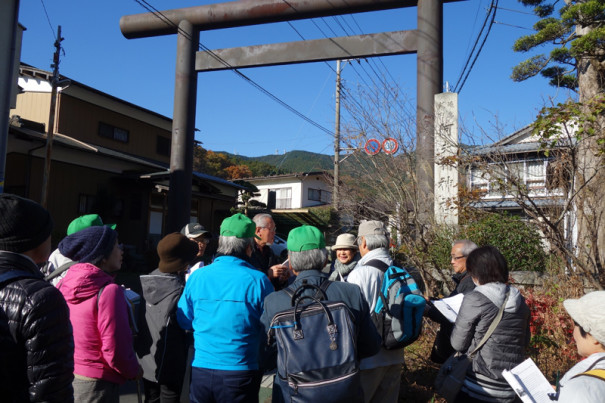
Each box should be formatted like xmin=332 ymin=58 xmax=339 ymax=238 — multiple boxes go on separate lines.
xmin=58 ymin=263 xmax=139 ymax=384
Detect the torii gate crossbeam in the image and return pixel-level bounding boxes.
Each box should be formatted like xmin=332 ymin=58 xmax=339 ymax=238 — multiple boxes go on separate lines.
xmin=121 ymin=0 xmax=452 ymax=234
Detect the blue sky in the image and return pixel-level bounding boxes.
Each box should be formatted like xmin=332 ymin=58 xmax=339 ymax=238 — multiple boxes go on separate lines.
xmin=17 ymin=0 xmax=574 ymax=157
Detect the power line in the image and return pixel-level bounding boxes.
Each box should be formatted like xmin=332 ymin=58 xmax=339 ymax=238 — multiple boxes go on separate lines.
xmin=453 ymin=0 xmax=499 ymax=93
xmin=133 ymin=0 xmax=335 ymax=137
xmin=493 ymin=21 xmax=533 ymax=31
xmin=39 ymin=0 xmax=56 ymax=39
xmin=495 ymin=6 xmax=535 ymax=16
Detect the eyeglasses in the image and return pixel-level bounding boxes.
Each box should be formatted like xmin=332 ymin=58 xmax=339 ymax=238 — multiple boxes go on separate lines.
xmin=451 ymin=255 xmax=465 ymax=260
xmin=197 ymin=238 xmax=210 ymax=245
xmin=260 ymin=226 xmax=277 ymax=233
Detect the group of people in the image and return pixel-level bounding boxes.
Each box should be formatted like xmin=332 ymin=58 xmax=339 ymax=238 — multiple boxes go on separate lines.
xmin=1 ymin=193 xmax=604 ymax=403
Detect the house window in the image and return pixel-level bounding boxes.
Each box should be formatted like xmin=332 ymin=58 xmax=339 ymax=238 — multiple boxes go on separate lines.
xmin=470 ymin=167 xmax=489 ymax=193
xmin=471 ymin=159 xmax=548 ymax=197
xmin=156 ymin=136 xmax=170 ymax=156
xmin=271 ymin=188 xmax=292 ymax=209
xmin=526 ymin=160 xmax=546 ymax=190
xmin=99 ymin=122 xmax=129 ymax=143
xmin=308 ymin=188 xmax=332 ymax=203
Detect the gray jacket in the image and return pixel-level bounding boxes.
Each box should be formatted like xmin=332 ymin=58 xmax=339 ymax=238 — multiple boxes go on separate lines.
xmin=136 ymin=270 xmax=189 ymax=385
xmin=558 ymin=352 xmax=605 ymax=403
xmin=451 ymin=282 xmax=530 ymax=380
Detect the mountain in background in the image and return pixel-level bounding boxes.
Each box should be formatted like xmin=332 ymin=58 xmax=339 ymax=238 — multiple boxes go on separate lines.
xmin=218 ymin=150 xmax=334 ymax=174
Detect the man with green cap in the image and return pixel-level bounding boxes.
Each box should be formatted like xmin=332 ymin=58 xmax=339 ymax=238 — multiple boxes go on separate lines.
xmin=260 ymin=225 xmax=381 ymax=402
xmin=177 ymin=213 xmax=273 ymax=403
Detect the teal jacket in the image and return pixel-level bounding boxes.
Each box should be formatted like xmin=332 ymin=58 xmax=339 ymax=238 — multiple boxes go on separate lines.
xmin=177 ymin=255 xmax=273 ymax=371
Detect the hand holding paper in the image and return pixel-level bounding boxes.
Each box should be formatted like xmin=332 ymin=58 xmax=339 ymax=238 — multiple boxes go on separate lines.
xmin=431 ymin=293 xmax=464 ymax=323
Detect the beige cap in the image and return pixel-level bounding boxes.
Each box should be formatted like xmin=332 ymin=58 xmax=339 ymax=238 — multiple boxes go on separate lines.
xmin=563 ymin=291 xmax=605 ymax=345
xmin=332 ymin=233 xmax=358 ymax=250
xmin=357 ymin=220 xmax=388 ymax=238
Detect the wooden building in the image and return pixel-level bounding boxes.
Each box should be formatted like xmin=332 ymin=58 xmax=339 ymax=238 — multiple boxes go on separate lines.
xmin=8 ymin=64 xmax=243 ymax=265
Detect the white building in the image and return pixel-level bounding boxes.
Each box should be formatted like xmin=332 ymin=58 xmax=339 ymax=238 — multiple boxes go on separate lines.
xmin=243 ymin=171 xmax=332 ymax=210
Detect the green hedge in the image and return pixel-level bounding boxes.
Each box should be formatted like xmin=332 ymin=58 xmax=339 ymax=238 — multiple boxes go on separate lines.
xmin=428 ymin=213 xmax=547 ymax=273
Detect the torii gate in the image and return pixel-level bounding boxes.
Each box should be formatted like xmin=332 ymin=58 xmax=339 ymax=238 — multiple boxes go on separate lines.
xmin=120 ymin=0 xmax=459 ymax=234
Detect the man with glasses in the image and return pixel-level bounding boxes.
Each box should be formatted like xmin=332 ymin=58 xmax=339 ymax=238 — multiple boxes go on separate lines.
xmin=181 ymin=223 xmax=212 ymax=281
xmin=425 ymin=239 xmax=478 ymax=363
xmin=250 ymin=214 xmax=289 ymax=290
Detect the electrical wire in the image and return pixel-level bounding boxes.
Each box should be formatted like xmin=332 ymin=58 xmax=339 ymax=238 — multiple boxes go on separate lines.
xmin=39 ymin=0 xmax=56 ymax=39
xmin=133 ymin=0 xmax=335 ymax=137
xmin=453 ymin=0 xmax=499 ymax=93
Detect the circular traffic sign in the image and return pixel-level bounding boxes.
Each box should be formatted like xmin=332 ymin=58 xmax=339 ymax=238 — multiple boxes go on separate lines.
xmin=382 ymin=138 xmax=399 ymax=154
xmin=364 ymin=138 xmax=381 ymax=155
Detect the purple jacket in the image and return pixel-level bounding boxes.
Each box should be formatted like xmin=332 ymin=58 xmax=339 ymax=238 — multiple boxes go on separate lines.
xmin=58 ymin=263 xmax=139 ymax=384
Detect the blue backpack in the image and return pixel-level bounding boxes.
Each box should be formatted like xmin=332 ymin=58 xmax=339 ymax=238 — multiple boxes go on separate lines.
xmin=365 ymin=260 xmax=426 ymax=349
xmin=268 ymin=280 xmax=363 ymax=402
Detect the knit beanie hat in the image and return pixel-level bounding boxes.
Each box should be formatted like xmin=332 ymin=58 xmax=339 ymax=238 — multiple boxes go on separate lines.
xmin=158 ymin=233 xmax=198 ymax=273
xmin=0 ymin=194 xmax=53 ymax=253
xmin=59 ymin=225 xmax=117 ymax=265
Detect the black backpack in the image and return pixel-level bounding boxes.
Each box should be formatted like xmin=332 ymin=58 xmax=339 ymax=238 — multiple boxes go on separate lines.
xmin=267 ymin=280 xmax=363 ymax=403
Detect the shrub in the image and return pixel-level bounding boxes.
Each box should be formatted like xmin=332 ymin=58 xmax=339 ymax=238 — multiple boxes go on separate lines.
xmin=460 ymin=213 xmax=547 ymax=272
xmin=521 ymin=274 xmax=584 ymax=381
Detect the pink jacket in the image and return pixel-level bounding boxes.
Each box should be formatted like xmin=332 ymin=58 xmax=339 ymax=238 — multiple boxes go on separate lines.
xmin=58 ymin=263 xmax=139 ymax=384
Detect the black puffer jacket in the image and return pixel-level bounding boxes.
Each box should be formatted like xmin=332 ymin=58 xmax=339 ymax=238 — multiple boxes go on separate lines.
xmin=451 ymin=282 xmax=530 ymax=380
xmin=0 ymin=251 xmax=74 ymax=402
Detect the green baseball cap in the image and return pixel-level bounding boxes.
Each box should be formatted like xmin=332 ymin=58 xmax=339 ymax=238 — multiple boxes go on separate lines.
xmin=220 ymin=213 xmax=259 ymax=239
xmin=67 ymin=214 xmax=116 ymax=236
xmin=287 ymin=225 xmax=326 ymax=252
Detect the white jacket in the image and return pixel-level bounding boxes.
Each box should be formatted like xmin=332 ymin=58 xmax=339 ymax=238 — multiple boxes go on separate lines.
xmin=558 ymin=352 xmax=605 ymax=403
xmin=347 ymin=248 xmax=404 ymax=369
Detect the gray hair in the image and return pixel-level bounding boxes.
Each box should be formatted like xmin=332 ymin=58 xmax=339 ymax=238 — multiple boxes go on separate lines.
xmin=217 ymin=236 xmax=254 ymax=256
xmin=253 ymin=213 xmax=273 ymax=228
xmin=289 ymin=248 xmax=328 ymax=272
xmin=357 ymin=234 xmax=389 ymax=251
xmin=453 ymin=239 xmax=478 ymax=257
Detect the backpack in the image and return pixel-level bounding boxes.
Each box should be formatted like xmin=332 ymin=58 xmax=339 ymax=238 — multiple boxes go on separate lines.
xmin=365 ymin=259 xmax=426 ymax=349
xmin=267 ymin=280 xmax=363 ymax=403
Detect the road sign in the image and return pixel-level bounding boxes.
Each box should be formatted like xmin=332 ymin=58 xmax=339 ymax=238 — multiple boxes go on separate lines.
xmin=364 ymin=138 xmax=381 ymax=155
xmin=382 ymin=138 xmax=399 ymax=154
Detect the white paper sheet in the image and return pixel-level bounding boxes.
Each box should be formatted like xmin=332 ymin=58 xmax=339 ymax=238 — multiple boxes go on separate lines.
xmin=431 ymin=293 xmax=464 ymax=323
xmin=502 ymin=358 xmax=556 ymax=403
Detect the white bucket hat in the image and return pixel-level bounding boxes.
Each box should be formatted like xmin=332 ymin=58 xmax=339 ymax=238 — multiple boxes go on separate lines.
xmin=332 ymin=233 xmax=358 ymax=250
xmin=563 ymin=290 xmax=605 ymax=345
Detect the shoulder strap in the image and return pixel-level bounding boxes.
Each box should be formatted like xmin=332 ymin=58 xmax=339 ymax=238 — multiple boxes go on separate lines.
xmin=365 ymin=259 xmax=390 ymax=272
xmin=578 ymin=369 xmax=605 ymax=381
xmin=318 ymin=279 xmax=331 ymax=296
xmin=469 ymin=287 xmax=510 ymax=357
xmin=44 ymin=261 xmax=76 ymax=282
xmin=572 ymin=356 xmax=605 ymax=380
xmin=0 ymin=269 xmax=36 ymax=286
xmin=97 ymin=285 xmax=106 ymax=311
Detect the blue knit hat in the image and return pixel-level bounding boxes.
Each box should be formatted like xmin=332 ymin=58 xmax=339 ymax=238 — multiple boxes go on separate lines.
xmin=59 ymin=226 xmax=117 ymax=264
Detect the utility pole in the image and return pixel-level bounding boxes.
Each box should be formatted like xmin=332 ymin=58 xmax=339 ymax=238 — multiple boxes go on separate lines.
xmin=0 ymin=0 xmax=21 ymax=194
xmin=41 ymin=26 xmax=64 ymax=208
xmin=333 ymin=59 xmax=342 ymax=210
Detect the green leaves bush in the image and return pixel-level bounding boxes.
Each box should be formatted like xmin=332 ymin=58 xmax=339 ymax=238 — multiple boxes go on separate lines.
xmin=462 ymin=213 xmax=547 ymax=272
xmin=427 ymin=213 xmax=547 ymax=274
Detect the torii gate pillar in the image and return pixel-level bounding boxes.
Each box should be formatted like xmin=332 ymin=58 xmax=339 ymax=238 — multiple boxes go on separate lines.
xmin=417 ymin=0 xmax=443 ymax=227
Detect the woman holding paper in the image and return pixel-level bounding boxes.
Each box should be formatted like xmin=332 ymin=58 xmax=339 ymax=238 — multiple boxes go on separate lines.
xmin=450 ymin=246 xmax=530 ymax=402
xmin=556 ymin=291 xmax=605 ymax=402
